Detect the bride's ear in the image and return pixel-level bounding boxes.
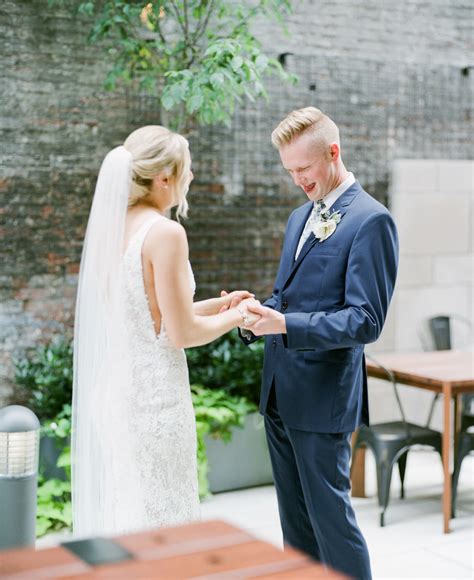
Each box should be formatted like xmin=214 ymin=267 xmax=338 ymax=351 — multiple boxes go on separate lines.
xmin=152 ymin=172 xmax=170 ymax=191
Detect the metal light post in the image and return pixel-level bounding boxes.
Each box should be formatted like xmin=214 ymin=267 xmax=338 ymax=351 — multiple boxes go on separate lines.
xmin=0 ymin=405 xmax=40 ymax=550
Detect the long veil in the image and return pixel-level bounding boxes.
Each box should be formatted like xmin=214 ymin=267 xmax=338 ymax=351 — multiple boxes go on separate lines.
xmin=72 ymin=146 xmax=146 ymax=536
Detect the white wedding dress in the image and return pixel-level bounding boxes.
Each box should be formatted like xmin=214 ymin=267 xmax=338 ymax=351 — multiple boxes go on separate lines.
xmin=72 ymin=147 xmax=200 ymax=537
xmin=104 ymin=216 xmax=201 ymax=533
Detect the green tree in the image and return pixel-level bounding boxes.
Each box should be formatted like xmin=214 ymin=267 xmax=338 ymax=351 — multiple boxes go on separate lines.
xmin=49 ymin=0 xmax=296 ymax=128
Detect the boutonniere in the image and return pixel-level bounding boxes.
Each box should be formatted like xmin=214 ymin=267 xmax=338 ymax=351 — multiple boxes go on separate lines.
xmin=312 ymin=209 xmax=342 ymax=242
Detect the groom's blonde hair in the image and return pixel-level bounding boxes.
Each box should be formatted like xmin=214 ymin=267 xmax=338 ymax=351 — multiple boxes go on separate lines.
xmin=271 ymin=107 xmax=340 ymax=157
xmin=124 ymin=125 xmax=191 ymax=219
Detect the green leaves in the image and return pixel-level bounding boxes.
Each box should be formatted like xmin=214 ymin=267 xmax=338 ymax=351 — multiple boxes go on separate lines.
xmin=36 ymin=404 xmax=72 ymax=538
xmin=42 ymin=405 xmax=72 ymax=439
xmin=14 ymin=338 xmax=73 ymax=421
xmin=36 ymin=459 xmax=72 ymax=537
xmin=187 ymin=329 xmax=264 ymax=406
xmin=49 ymin=0 xmax=296 ymax=129
xmin=191 ymin=384 xmax=257 ymax=498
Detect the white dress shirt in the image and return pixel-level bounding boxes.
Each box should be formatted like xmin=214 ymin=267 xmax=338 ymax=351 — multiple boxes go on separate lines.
xmin=294 ymin=172 xmax=355 ymax=260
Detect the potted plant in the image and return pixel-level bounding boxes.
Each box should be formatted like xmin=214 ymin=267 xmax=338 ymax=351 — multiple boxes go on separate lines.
xmin=192 ymin=385 xmax=257 ymax=498
xmin=187 ymin=330 xmax=273 ymax=493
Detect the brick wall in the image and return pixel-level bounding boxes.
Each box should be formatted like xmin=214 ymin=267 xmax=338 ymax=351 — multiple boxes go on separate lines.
xmin=255 ymin=0 xmax=473 ymax=66
xmin=1 ymin=0 xmax=473 ymax=403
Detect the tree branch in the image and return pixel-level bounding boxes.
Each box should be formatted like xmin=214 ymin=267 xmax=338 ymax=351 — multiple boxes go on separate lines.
xmin=183 ymin=0 xmax=189 ymax=39
xmin=192 ymin=0 xmax=215 ymax=44
xmin=168 ymin=0 xmax=187 ymax=38
xmin=155 ymin=14 xmax=167 ymax=45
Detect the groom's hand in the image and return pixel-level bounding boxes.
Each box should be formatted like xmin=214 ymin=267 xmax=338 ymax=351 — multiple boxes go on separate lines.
xmin=218 ymin=289 xmax=255 ymax=313
xmin=243 ymin=302 xmax=287 ymax=336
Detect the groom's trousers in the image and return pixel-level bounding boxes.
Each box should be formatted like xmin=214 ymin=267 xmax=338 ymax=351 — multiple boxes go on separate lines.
xmin=264 ymin=386 xmax=372 ymax=580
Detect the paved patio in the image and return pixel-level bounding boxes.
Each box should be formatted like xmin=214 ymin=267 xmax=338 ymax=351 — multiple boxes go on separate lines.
xmin=201 ymin=449 xmax=473 ymax=579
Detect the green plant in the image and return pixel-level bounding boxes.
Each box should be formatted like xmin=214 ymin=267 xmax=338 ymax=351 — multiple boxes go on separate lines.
xmin=14 ymin=339 xmax=73 ymax=420
xmin=36 ymin=405 xmax=72 ymax=538
xmin=48 ymin=0 xmax=296 ymax=128
xmin=187 ymin=329 xmax=263 ymax=406
xmin=192 ymin=384 xmax=256 ymax=498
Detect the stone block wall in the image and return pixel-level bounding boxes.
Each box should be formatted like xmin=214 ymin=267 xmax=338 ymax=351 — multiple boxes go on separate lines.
xmin=369 ymin=159 xmax=473 ymax=427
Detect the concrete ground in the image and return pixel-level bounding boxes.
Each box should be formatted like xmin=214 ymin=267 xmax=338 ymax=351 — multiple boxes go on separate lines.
xmin=200 ymin=449 xmax=473 ymax=579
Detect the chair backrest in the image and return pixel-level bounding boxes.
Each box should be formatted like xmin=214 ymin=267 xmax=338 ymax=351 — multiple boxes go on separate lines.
xmin=428 ymin=316 xmax=451 ymax=350
xmin=423 ymin=314 xmax=473 ymax=427
xmin=422 ymin=314 xmax=473 ymax=351
xmin=365 ymin=353 xmax=411 ymax=435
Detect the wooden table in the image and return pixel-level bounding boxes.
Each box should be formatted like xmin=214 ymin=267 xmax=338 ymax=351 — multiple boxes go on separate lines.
xmin=0 ymin=520 xmax=347 ymax=579
xmin=357 ymin=350 xmax=474 ymax=533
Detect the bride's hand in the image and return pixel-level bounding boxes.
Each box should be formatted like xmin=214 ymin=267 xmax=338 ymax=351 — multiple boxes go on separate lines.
xmin=218 ymin=289 xmax=255 ymax=313
xmin=236 ymin=298 xmax=262 ymax=327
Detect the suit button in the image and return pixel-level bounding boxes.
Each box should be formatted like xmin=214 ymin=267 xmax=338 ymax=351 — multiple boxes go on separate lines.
xmin=282 ymin=301 xmax=288 ymax=310
xmin=272 ymin=339 xmax=277 ymax=348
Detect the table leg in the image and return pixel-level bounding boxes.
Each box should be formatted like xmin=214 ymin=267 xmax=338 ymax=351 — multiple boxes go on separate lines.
xmin=442 ymin=383 xmax=452 ymax=534
xmin=351 ymin=432 xmax=366 ymax=498
xmin=454 ymin=394 xmax=462 ymax=465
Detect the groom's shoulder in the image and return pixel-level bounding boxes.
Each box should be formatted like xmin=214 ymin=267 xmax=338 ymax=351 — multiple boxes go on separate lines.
xmin=354 ymin=186 xmax=392 ymax=218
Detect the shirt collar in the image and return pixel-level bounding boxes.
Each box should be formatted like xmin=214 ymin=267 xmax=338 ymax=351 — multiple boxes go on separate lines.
xmin=315 ymin=172 xmax=355 ymax=211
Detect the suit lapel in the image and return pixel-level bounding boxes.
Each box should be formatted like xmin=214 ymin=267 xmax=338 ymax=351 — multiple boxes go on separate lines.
xmin=283 ymin=181 xmax=362 ymax=288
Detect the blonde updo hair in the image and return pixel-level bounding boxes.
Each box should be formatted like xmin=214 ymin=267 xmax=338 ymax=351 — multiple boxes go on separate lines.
xmin=271 ymin=107 xmax=340 ymax=159
xmin=124 ymin=125 xmax=191 ymax=219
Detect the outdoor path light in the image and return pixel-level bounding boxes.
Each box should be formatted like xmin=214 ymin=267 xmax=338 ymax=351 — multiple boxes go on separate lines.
xmin=0 ymin=405 xmax=40 ymax=550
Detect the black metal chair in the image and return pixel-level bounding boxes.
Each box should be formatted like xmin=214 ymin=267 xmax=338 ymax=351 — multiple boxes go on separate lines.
xmin=422 ymin=315 xmax=472 ymax=433
xmin=418 ymin=315 xmax=473 ymax=517
xmin=353 ymin=354 xmax=443 ymax=527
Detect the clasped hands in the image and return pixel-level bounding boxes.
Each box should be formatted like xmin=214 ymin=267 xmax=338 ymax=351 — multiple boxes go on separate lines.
xmin=219 ymin=290 xmax=287 ymax=336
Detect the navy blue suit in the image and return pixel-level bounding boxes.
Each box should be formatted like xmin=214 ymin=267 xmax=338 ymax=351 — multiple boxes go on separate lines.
xmin=243 ymin=181 xmax=398 ymax=579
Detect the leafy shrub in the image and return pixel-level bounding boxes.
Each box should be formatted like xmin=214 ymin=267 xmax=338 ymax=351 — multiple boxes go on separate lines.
xmin=36 ymin=405 xmax=72 ymax=537
xmin=187 ymin=330 xmax=263 ymax=406
xmin=14 ymin=339 xmax=73 ymax=420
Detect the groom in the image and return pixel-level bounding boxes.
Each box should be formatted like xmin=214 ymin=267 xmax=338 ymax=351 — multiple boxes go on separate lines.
xmin=241 ymin=107 xmax=398 ymax=579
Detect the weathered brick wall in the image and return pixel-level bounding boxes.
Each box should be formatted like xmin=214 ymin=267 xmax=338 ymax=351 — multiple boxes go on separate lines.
xmin=255 ymin=0 xmax=473 ymax=66
xmin=1 ymin=0 xmax=473 ymax=403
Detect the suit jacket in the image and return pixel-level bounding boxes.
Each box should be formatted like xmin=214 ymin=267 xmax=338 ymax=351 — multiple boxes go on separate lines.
xmin=243 ymin=181 xmax=399 ymax=433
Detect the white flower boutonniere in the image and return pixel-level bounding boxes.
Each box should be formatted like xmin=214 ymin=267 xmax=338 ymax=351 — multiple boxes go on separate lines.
xmin=312 ymin=209 xmax=342 ymax=242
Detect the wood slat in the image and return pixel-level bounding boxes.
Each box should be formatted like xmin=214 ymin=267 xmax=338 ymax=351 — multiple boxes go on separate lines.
xmin=0 ymin=521 xmax=345 ymax=579
xmin=0 ymin=546 xmax=90 ymax=579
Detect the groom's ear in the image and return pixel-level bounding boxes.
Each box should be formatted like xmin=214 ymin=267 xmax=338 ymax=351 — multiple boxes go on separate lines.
xmin=329 ymin=143 xmax=340 ymax=161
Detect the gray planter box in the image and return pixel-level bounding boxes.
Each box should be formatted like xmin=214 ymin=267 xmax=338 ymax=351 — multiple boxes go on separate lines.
xmin=39 ymin=434 xmax=68 ymax=481
xmin=205 ymin=411 xmax=273 ymax=493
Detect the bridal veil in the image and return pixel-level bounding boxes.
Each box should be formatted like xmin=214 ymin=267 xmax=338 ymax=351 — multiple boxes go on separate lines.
xmin=72 ymin=146 xmax=146 ymax=536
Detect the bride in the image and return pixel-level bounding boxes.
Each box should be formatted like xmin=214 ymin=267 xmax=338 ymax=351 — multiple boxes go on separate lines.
xmin=72 ymin=125 xmax=258 ymax=536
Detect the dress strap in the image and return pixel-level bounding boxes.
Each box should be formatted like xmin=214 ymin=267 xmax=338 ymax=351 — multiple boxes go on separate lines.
xmin=124 ymin=216 xmax=165 ymax=256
